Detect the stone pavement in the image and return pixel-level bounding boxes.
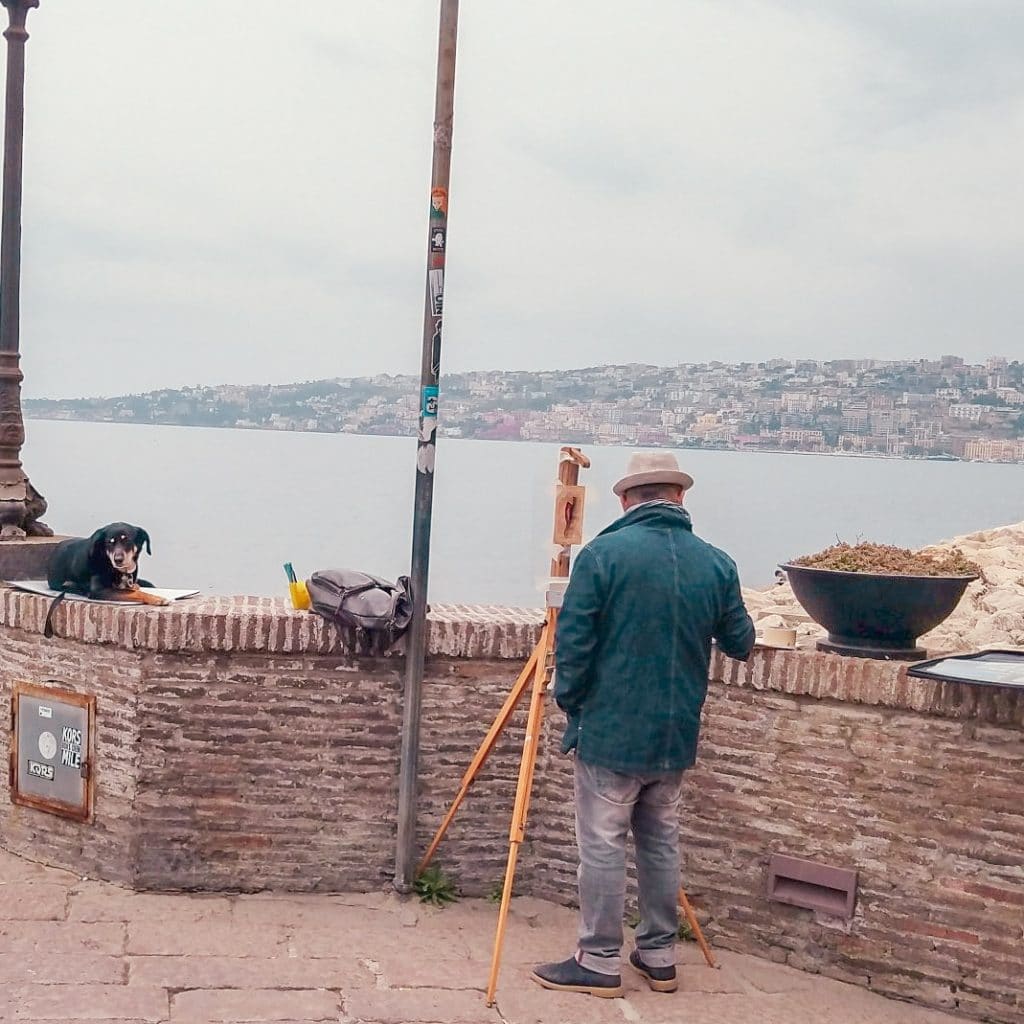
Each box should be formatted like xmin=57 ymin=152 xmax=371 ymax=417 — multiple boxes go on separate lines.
xmin=0 ymin=850 xmax=966 ymax=1024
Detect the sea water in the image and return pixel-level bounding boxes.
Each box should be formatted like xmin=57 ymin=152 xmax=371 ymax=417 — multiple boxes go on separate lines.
xmin=21 ymin=420 xmax=1024 ymax=606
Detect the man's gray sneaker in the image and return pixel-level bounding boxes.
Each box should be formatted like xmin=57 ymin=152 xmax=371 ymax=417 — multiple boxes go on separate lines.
xmin=629 ymin=949 xmax=678 ymax=992
xmin=531 ymin=956 xmax=624 ymax=998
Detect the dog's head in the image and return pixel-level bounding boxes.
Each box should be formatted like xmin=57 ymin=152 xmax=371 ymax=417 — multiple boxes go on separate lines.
xmin=89 ymin=523 xmax=152 ymax=575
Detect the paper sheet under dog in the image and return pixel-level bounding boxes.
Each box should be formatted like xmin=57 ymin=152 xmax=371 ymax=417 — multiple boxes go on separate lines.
xmin=5 ymin=580 xmax=200 ymax=603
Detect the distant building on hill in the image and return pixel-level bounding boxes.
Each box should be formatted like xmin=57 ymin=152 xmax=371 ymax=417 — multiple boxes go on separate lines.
xmin=963 ymin=439 xmax=1024 ymax=462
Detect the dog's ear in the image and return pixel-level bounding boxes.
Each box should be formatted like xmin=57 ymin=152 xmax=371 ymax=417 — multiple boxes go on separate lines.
xmin=135 ymin=528 xmax=152 ymax=556
xmin=88 ymin=528 xmax=108 ymax=563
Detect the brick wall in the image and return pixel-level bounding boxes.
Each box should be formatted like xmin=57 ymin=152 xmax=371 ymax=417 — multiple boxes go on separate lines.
xmin=525 ymin=652 xmax=1024 ymax=1023
xmin=1 ymin=589 xmax=1021 ymax=1023
xmin=694 ymin=673 xmax=1023 ymax=1022
xmin=0 ymin=592 xmax=542 ymax=895
xmin=0 ymin=626 xmax=141 ymax=884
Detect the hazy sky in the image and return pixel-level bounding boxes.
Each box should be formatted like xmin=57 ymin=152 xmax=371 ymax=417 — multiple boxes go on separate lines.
xmin=15 ymin=1 xmax=1024 ymax=398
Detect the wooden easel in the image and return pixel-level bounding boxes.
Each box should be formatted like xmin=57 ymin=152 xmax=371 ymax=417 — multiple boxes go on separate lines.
xmin=416 ymin=447 xmax=716 ymax=1007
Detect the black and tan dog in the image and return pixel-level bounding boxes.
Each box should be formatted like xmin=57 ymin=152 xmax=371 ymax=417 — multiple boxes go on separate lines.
xmin=47 ymin=522 xmax=169 ymax=607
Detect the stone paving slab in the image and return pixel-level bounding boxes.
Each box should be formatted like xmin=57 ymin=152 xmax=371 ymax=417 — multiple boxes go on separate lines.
xmin=169 ymin=989 xmax=339 ymax=1023
xmin=0 ymin=849 xmax=972 ymax=1024
xmin=0 ymin=954 xmax=125 ymax=987
xmin=720 ymin=949 xmax=815 ymax=993
xmin=2 ymin=984 xmax=168 ymax=1022
xmin=126 ymin=920 xmax=293 ymax=959
xmin=67 ymin=884 xmax=234 ymax=924
xmin=127 ymin=956 xmax=370 ymax=992
xmin=367 ymin=956 xmax=487 ymax=991
xmin=0 ymin=921 xmax=127 ymax=956
xmin=0 ymin=853 xmax=69 ymax=883
xmin=1 ymin=882 xmax=73 ymax=921
xmin=342 ymin=990 xmax=500 ymax=1024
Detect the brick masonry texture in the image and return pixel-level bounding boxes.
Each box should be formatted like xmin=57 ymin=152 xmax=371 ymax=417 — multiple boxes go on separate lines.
xmin=0 ymin=587 xmax=1021 ymax=1023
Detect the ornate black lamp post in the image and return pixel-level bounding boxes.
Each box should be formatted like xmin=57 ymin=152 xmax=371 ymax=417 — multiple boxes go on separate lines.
xmin=0 ymin=0 xmax=49 ymax=539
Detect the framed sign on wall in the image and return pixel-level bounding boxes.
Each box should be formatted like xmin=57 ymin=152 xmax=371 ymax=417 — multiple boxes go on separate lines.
xmin=9 ymin=682 xmax=95 ymax=822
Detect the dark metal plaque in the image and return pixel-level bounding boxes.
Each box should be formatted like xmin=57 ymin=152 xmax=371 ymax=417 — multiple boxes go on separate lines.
xmin=908 ymin=649 xmax=1024 ymax=689
xmin=9 ymin=682 xmax=95 ymax=822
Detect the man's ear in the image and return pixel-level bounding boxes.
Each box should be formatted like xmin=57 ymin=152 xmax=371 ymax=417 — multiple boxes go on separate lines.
xmin=136 ymin=528 xmax=152 ymax=556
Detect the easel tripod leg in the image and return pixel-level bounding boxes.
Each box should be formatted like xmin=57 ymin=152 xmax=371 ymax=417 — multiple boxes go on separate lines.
xmin=486 ymin=839 xmax=523 ymax=1007
xmin=678 ymin=886 xmax=717 ymax=968
xmin=416 ymin=642 xmax=542 ymax=876
xmin=485 ymin=622 xmax=552 ymax=1006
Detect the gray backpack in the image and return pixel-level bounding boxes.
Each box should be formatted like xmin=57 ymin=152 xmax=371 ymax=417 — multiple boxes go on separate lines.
xmin=307 ymin=569 xmax=414 ymax=643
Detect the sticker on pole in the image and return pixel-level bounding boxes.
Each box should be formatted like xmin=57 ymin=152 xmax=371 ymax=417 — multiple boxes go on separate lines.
xmin=419 ymin=383 xmax=438 ymax=443
xmin=428 ymin=268 xmax=444 ymax=316
xmin=431 ymin=321 xmax=442 ymax=377
xmin=430 ymin=187 xmax=448 ymax=220
xmin=416 ymin=443 xmax=436 ymax=475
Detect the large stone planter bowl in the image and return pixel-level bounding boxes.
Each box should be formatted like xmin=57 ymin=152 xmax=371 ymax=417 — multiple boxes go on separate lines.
xmin=779 ymin=563 xmax=978 ymax=660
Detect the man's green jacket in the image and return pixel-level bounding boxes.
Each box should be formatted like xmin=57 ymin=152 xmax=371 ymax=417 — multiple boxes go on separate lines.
xmin=554 ymin=501 xmax=755 ymax=774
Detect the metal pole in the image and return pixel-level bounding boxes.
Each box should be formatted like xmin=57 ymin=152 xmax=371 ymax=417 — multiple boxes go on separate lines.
xmin=0 ymin=0 xmax=48 ymax=539
xmin=395 ymin=0 xmax=459 ymax=891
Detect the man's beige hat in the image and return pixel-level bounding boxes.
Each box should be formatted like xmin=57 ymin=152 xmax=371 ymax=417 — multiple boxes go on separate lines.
xmin=612 ymin=451 xmax=694 ymax=496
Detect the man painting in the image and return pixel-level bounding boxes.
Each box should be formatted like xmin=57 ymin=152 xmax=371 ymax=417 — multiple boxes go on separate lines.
xmin=532 ymin=451 xmax=755 ymax=998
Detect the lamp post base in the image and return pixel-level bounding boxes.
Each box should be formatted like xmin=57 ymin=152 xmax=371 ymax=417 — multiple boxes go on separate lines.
xmin=0 ymin=479 xmax=51 ymax=539
xmin=0 ymin=532 xmax=65 ymax=579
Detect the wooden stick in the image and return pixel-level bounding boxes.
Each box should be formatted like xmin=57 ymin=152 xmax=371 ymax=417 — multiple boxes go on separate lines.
xmin=486 ymin=613 xmax=554 ymax=1005
xmin=678 ymin=886 xmax=717 ymax=968
xmin=416 ymin=641 xmax=542 ymax=876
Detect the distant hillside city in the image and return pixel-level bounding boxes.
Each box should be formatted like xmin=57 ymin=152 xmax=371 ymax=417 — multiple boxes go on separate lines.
xmin=25 ymin=355 xmax=1024 ymax=463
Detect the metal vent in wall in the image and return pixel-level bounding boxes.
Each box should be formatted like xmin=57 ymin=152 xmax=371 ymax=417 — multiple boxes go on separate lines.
xmin=767 ymin=853 xmax=858 ymax=919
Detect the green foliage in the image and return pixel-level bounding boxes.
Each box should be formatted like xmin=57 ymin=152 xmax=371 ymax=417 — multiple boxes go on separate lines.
xmin=414 ymin=865 xmax=459 ymax=908
xmin=627 ymin=911 xmax=696 ymax=942
xmin=487 ymin=880 xmax=505 ymax=904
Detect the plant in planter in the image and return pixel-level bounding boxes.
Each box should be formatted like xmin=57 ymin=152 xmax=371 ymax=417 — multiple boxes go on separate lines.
xmin=780 ymin=542 xmax=981 ymax=660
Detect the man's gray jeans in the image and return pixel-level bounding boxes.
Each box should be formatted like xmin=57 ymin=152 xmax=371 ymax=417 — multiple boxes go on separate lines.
xmin=573 ymin=757 xmax=685 ymax=975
